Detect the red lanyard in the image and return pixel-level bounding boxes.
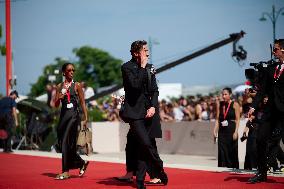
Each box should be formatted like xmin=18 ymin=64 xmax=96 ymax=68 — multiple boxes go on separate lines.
xmin=64 ymin=80 xmax=72 ymax=103
xmin=223 ymin=101 xmax=232 ymax=120
xmin=66 ymin=90 xmax=71 ymax=103
xmin=274 ymin=64 xmax=284 ymax=81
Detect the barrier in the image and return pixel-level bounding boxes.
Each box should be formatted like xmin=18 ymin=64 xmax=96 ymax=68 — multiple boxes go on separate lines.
xmin=91 ymin=120 xmax=247 ymax=166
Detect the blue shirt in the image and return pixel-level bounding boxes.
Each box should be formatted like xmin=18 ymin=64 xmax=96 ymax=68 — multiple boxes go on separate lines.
xmin=0 ymin=97 xmax=16 ymax=115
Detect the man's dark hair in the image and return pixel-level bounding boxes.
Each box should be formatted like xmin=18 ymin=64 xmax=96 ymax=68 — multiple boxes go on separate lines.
xmin=61 ymin=62 xmax=74 ymax=72
xmin=10 ymin=90 xmax=19 ymax=97
xmin=223 ymin=87 xmax=232 ymax=94
xmin=130 ymin=40 xmax=147 ymax=56
xmin=275 ymin=39 xmax=284 ymax=49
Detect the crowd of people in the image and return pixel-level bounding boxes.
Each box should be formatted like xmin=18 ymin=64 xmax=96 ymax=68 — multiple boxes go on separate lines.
xmin=91 ymin=91 xmax=250 ymax=123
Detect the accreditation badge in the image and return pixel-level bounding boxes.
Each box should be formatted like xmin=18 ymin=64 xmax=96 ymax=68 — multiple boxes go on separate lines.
xmin=67 ymin=103 xmax=73 ymax=109
xmin=221 ymin=120 xmax=228 ymax=127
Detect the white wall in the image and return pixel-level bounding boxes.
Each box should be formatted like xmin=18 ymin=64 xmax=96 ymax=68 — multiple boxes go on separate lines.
xmin=90 ymin=122 xmax=121 ymax=153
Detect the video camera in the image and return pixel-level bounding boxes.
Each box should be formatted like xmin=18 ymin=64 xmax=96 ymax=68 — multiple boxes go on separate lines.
xmin=245 ymin=60 xmax=276 ymax=89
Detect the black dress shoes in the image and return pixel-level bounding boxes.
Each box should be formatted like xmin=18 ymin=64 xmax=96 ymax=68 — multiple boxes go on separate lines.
xmin=159 ymin=170 xmax=168 ymax=185
xmin=136 ymin=180 xmax=146 ymax=189
xmin=113 ymin=177 xmax=133 ymax=183
xmin=248 ymin=172 xmax=267 ymax=183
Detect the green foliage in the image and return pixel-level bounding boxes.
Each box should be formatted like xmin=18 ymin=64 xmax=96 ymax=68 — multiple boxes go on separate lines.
xmin=29 ymin=46 xmax=123 ymax=97
xmin=0 ymin=24 xmax=6 ymax=56
xmin=88 ymin=108 xmax=105 ymax=122
xmin=73 ymin=46 xmax=122 ymax=89
xmin=29 ymin=57 xmax=67 ymax=97
xmin=39 ymin=130 xmax=57 ymax=151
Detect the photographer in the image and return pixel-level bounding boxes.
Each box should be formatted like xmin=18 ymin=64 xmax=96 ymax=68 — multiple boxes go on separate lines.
xmin=248 ymin=39 xmax=284 ymax=183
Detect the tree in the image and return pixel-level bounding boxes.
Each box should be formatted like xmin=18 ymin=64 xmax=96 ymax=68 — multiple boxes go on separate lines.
xmin=73 ymin=46 xmax=122 ymax=89
xmin=29 ymin=57 xmax=67 ymax=97
xmin=0 ymin=24 xmax=6 ymax=56
xmin=29 ymin=46 xmax=123 ymax=97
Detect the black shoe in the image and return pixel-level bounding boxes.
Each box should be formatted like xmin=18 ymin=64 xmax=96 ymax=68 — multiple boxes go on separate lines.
xmin=113 ymin=177 xmax=133 ymax=183
xmin=248 ymin=172 xmax=267 ymax=183
xmin=136 ymin=180 xmax=146 ymax=189
xmin=273 ymin=168 xmax=283 ymax=174
xmin=79 ymin=161 xmax=89 ymax=177
xmin=159 ymin=170 xmax=168 ymax=185
xmin=3 ymin=149 xmax=13 ymax=153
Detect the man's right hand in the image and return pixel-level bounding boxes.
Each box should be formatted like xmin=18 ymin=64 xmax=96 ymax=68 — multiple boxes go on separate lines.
xmin=140 ymin=56 xmax=148 ymax=68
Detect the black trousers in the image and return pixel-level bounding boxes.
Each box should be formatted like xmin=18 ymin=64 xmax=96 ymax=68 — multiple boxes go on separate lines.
xmin=129 ymin=119 xmax=163 ymax=182
xmin=57 ymin=109 xmax=85 ymax=172
xmin=256 ymin=111 xmax=284 ymax=173
xmin=0 ymin=113 xmax=14 ymax=151
xmin=267 ymin=128 xmax=284 ymax=170
xmin=244 ymin=133 xmax=257 ymax=170
xmin=125 ymin=129 xmax=158 ymax=178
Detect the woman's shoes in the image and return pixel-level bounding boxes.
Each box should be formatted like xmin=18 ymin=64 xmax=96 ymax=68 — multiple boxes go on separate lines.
xmin=79 ymin=161 xmax=89 ymax=177
xmin=55 ymin=172 xmax=70 ymax=180
xmin=145 ymin=179 xmax=162 ymax=185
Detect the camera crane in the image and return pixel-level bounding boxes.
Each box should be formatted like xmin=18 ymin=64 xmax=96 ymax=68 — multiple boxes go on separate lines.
xmin=86 ymin=30 xmax=246 ymax=102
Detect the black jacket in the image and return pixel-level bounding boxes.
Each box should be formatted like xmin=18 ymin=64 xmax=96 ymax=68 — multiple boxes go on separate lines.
xmin=252 ymin=62 xmax=284 ymax=118
xmin=121 ymin=59 xmax=162 ymax=138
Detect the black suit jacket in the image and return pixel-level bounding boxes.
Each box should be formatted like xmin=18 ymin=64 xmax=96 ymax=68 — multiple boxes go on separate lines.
xmin=252 ymin=62 xmax=284 ymax=118
xmin=121 ymin=59 xmax=162 ymax=138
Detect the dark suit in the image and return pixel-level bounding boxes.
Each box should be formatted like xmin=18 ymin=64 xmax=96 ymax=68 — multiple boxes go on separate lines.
xmin=121 ymin=59 xmax=164 ymax=182
xmin=251 ymin=62 xmax=284 ymax=174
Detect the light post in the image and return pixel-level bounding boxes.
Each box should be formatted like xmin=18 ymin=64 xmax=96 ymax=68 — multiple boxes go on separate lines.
xmin=259 ymin=5 xmax=284 ymax=43
xmin=148 ymin=37 xmax=159 ymax=65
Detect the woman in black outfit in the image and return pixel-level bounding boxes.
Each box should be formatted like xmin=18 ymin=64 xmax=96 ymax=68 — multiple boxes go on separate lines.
xmin=214 ymin=87 xmax=240 ymax=168
xmin=54 ymin=63 xmax=89 ymax=180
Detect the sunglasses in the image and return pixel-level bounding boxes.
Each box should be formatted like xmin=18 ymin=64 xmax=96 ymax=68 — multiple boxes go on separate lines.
xmin=273 ymin=48 xmax=280 ymax=52
xmin=66 ymin=69 xmax=75 ymax=72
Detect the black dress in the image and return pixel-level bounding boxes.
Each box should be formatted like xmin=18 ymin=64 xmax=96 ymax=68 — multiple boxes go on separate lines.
xmin=57 ymin=82 xmax=84 ymax=172
xmin=218 ymin=101 xmax=239 ymax=168
xmin=244 ymin=122 xmax=257 ymax=170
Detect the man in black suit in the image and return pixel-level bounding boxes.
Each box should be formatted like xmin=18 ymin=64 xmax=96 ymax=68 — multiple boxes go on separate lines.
xmin=248 ymin=39 xmax=284 ymax=183
xmin=120 ymin=40 xmax=167 ymax=189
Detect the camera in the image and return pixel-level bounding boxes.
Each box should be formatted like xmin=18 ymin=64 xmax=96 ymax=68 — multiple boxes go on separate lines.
xmin=240 ymin=133 xmax=248 ymax=142
xmin=245 ymin=60 xmax=276 ymax=89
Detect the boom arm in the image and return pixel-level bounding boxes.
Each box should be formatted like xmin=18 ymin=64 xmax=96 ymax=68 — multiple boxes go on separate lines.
xmin=86 ymin=30 xmax=245 ymax=102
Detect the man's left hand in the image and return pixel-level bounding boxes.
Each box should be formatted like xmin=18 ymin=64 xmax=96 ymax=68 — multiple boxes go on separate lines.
xmin=146 ymin=107 xmax=155 ymax=118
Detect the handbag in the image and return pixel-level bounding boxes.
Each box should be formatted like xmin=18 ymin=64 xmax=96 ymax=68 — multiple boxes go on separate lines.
xmin=77 ymin=123 xmax=93 ymax=155
xmin=0 ymin=129 xmax=8 ymax=140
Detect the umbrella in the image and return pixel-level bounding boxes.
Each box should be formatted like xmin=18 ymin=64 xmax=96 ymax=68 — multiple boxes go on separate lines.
xmin=17 ymin=98 xmax=54 ymax=135
xmin=17 ymin=98 xmax=52 ymax=115
xmin=232 ymin=85 xmax=251 ymax=94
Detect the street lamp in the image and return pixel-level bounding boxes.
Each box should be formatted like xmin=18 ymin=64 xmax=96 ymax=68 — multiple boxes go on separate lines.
xmin=259 ymin=5 xmax=284 ymax=43
xmin=148 ymin=37 xmax=159 ymax=65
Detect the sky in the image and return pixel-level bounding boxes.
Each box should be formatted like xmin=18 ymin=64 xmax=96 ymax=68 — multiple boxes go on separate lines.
xmin=0 ymin=0 xmax=284 ymax=95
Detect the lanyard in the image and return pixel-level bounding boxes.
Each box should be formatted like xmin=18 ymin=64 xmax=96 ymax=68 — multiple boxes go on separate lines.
xmin=64 ymin=80 xmax=73 ymax=103
xmin=274 ymin=64 xmax=284 ymax=82
xmin=66 ymin=90 xmax=71 ymax=103
xmin=223 ymin=101 xmax=232 ymax=120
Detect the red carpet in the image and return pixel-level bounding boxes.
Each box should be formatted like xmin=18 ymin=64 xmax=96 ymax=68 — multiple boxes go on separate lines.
xmin=0 ymin=153 xmax=284 ymax=189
